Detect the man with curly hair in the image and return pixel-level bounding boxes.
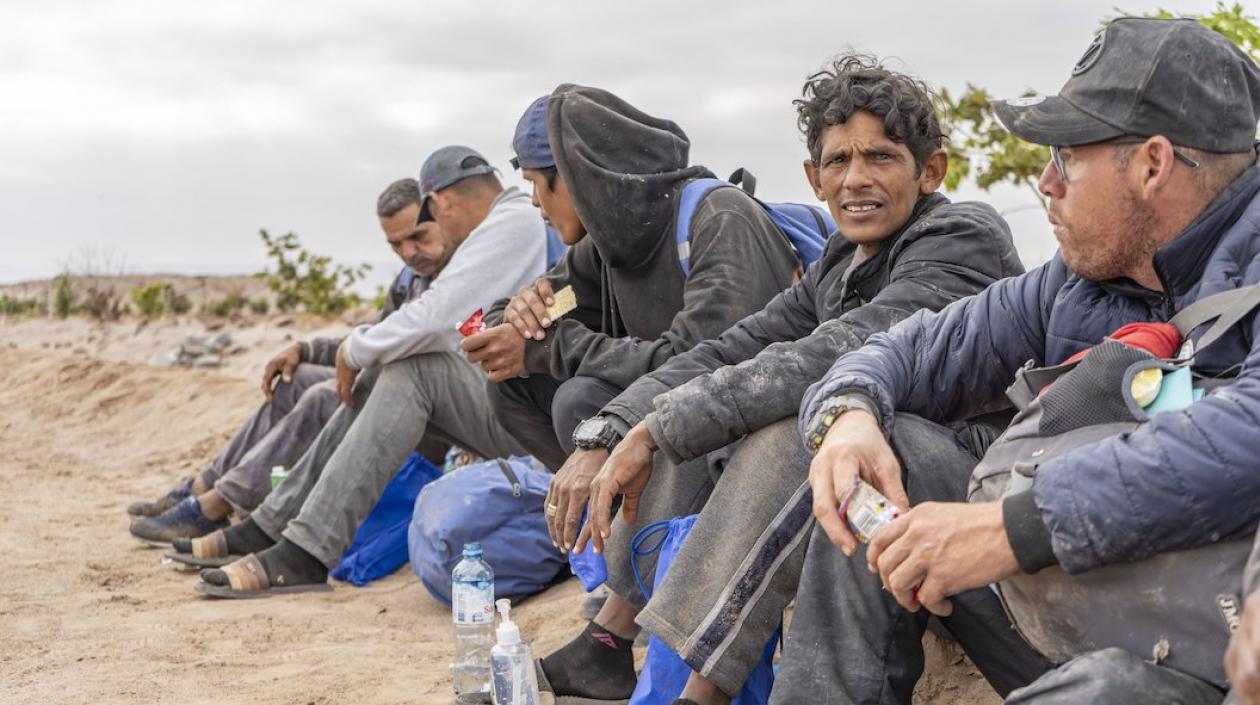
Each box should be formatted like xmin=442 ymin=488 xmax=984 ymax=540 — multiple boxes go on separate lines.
xmin=538 ymin=56 xmax=1048 ymax=705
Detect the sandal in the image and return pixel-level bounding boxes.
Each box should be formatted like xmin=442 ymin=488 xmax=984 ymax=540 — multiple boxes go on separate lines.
xmin=165 ymin=530 xmax=236 ymax=568
xmin=194 ymin=554 xmax=332 ymax=599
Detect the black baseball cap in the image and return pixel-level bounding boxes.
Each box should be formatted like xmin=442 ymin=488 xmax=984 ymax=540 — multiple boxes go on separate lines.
xmin=993 ymin=18 xmax=1260 ymax=152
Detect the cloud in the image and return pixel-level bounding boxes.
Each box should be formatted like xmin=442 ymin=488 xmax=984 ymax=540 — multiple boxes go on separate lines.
xmin=0 ymin=0 xmax=1228 ymax=282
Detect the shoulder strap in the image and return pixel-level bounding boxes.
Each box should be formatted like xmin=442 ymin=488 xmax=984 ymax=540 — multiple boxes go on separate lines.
xmin=1169 ymin=282 xmax=1260 ymax=353
xmin=675 ymin=178 xmax=734 ymax=277
xmin=727 ymin=168 xmax=757 ymax=197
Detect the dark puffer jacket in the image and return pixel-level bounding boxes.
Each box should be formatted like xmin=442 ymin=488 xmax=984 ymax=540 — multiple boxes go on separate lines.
xmin=487 ymin=84 xmax=798 ymax=390
xmin=602 ymin=192 xmax=1025 ymax=463
xmin=800 ymin=161 xmax=1260 ymax=575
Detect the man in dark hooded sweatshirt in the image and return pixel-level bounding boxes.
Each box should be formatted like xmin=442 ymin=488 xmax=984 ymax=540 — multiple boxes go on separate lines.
xmin=462 ymin=85 xmax=799 ymax=474
xmin=537 ymin=57 xmax=1049 ymax=705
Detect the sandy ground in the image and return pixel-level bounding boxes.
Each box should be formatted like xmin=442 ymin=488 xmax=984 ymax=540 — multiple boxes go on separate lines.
xmin=0 ymin=313 xmax=1000 ymax=705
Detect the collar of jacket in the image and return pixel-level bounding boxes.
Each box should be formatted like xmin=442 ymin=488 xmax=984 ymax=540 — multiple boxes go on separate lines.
xmin=1152 ymin=159 xmax=1260 ymax=298
xmin=843 ymin=192 xmax=948 ymax=282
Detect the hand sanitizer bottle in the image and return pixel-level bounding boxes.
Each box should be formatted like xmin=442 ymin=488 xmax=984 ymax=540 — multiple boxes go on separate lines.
xmin=490 ymin=598 xmax=540 ymax=705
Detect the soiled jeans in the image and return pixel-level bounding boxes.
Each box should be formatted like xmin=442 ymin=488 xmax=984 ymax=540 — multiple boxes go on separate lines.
xmin=250 ymin=352 xmax=525 ymax=568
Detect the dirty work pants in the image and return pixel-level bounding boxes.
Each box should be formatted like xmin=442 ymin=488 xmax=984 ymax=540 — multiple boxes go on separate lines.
xmin=250 ymin=351 xmax=526 ymax=568
xmin=630 ymin=414 xmax=1049 ymax=702
xmin=204 ymin=363 xmax=338 ymax=517
xmin=485 ymin=374 xmax=625 ymax=472
xmin=1205 ymin=531 xmax=1260 ymax=705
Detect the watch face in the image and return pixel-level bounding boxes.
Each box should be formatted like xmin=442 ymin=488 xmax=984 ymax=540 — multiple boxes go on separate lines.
xmin=574 ymin=418 xmax=604 ymax=445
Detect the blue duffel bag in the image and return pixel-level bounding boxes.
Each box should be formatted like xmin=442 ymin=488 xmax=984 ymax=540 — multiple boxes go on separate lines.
xmin=330 ymin=452 xmax=443 ymax=587
xmin=408 ymin=456 xmax=568 ymax=604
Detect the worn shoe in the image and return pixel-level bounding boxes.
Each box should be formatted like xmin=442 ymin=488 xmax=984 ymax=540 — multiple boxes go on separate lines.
xmin=126 ymin=476 xmax=194 ymax=517
xmin=129 ymin=496 xmax=226 ymax=547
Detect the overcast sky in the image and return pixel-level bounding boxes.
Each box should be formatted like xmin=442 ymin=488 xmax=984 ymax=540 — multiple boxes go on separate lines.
xmin=0 ymin=0 xmax=1230 ymax=289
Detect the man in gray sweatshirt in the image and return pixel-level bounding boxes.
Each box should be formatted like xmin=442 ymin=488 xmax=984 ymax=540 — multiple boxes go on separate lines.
xmin=175 ymin=146 xmax=549 ymax=597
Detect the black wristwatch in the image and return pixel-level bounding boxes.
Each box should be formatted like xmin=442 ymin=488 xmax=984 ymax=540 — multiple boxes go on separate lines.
xmin=572 ymin=416 xmax=623 ymax=451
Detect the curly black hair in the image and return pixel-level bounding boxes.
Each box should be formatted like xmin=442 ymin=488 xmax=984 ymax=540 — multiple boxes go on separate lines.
xmin=795 ymin=54 xmax=944 ymax=171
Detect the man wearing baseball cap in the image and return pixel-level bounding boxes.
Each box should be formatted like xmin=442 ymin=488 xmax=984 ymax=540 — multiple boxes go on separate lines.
xmin=184 ymin=146 xmax=550 ymax=598
xmin=776 ymin=18 xmax=1260 ymax=703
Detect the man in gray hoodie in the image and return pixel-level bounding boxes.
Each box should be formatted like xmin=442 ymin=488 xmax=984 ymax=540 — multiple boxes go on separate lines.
xmin=176 ymin=146 xmax=549 ymax=598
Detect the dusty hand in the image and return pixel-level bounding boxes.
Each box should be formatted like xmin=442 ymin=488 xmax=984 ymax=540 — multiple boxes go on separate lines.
xmin=335 ymin=344 xmax=360 ymax=408
xmin=578 ymin=423 xmax=657 ymax=555
xmin=460 ymin=324 xmax=527 ymax=382
xmin=809 ymin=409 xmax=907 ymax=557
xmin=504 ymin=278 xmax=557 ymax=341
xmin=261 ymin=342 xmax=303 ymax=400
xmin=1227 ymin=591 xmax=1260 ymax=705
xmin=544 ymin=448 xmax=609 ymax=552
xmin=866 ymin=501 xmax=1019 ymax=616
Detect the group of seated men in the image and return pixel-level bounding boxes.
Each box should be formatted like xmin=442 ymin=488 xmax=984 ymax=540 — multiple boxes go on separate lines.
xmin=124 ymin=17 xmax=1260 ymax=705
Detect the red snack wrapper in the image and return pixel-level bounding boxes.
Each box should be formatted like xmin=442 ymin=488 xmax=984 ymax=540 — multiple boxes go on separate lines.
xmin=457 ymin=308 xmax=486 ymax=337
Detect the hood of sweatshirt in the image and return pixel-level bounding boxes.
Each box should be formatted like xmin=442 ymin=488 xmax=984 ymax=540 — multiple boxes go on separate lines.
xmin=546 ymin=83 xmax=713 ymax=270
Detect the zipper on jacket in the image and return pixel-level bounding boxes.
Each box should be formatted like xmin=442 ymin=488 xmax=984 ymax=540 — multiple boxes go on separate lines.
xmin=496 ymin=459 xmax=522 ymax=498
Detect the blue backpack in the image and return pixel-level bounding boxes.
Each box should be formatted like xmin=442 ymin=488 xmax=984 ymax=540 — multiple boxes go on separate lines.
xmin=408 ymin=456 xmax=568 ymax=605
xmin=675 ymin=169 xmax=835 ymax=276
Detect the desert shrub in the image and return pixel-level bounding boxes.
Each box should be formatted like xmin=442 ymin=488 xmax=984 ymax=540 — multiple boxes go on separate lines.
xmin=256 ymin=230 xmax=368 ymax=316
xmin=203 ymin=291 xmax=248 ymax=318
xmin=248 ymin=297 xmax=270 ymax=315
xmin=129 ymin=283 xmax=193 ymax=318
xmin=54 ymin=274 xmax=75 ymax=319
xmin=0 ymin=294 xmax=42 ymax=316
xmin=80 ymin=285 xmax=126 ymax=321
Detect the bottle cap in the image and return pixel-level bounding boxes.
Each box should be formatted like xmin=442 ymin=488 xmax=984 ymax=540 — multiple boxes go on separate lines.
xmin=462 ymin=542 xmax=483 ymax=559
xmin=495 ymin=598 xmax=520 ymax=645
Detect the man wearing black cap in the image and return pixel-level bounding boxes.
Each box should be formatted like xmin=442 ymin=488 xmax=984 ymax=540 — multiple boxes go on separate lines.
xmin=785 ymin=18 xmax=1260 ymax=703
xmin=180 ymin=146 xmax=549 ymax=598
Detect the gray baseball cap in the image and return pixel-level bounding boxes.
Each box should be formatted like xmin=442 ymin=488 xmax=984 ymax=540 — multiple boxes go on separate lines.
xmin=416 ymin=145 xmax=498 ymax=222
xmin=993 ymin=18 xmax=1260 ymax=152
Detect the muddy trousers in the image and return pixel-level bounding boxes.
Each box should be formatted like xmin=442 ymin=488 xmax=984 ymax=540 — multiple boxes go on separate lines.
xmin=627 ymin=414 xmax=1050 ymax=702
xmin=485 ymin=374 xmax=625 ymax=472
xmin=250 ymin=352 xmax=526 ymax=568
xmin=204 ymin=363 xmax=338 ymax=517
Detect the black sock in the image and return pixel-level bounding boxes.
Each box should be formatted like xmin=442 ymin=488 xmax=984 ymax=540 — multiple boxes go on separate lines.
xmin=540 ymin=621 xmax=637 ymax=699
xmin=222 ymin=519 xmax=275 ymax=555
xmin=201 ymin=538 xmax=327 ymax=588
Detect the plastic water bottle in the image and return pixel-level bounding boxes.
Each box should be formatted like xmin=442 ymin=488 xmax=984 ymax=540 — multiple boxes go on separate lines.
xmin=491 ymin=598 xmax=540 ymax=705
xmin=452 ymin=542 xmax=495 ymax=696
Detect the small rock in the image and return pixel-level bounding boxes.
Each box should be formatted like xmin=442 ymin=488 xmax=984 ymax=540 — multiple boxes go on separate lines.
xmin=275 ymin=317 xmax=296 ymax=328
xmin=192 ymin=354 xmax=222 ymax=368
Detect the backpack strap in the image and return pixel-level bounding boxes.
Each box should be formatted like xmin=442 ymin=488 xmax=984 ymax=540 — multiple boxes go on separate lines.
xmin=392 ymin=267 xmax=416 ymax=302
xmin=675 ymin=178 xmax=734 ymax=277
xmin=1168 ymin=282 xmax=1260 ymax=354
xmin=727 ymin=168 xmax=757 ymax=197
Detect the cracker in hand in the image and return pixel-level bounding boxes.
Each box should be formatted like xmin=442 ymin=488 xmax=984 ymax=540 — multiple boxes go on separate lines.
xmin=546 ymin=285 xmax=577 ymax=321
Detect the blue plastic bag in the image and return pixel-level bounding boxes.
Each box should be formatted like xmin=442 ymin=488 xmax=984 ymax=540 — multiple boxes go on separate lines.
xmin=330 ymin=452 xmax=443 ymax=587
xmin=408 ymin=456 xmax=567 ymax=604
xmin=569 ymin=509 xmax=608 ymax=591
xmin=629 ymin=515 xmax=779 ymax=705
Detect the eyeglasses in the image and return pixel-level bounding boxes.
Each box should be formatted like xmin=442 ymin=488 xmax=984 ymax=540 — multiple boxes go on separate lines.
xmin=1051 ymin=136 xmax=1200 ymax=183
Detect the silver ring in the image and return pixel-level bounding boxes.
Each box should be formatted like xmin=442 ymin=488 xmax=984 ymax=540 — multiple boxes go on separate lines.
xmin=545 ymin=503 xmax=558 ymax=517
